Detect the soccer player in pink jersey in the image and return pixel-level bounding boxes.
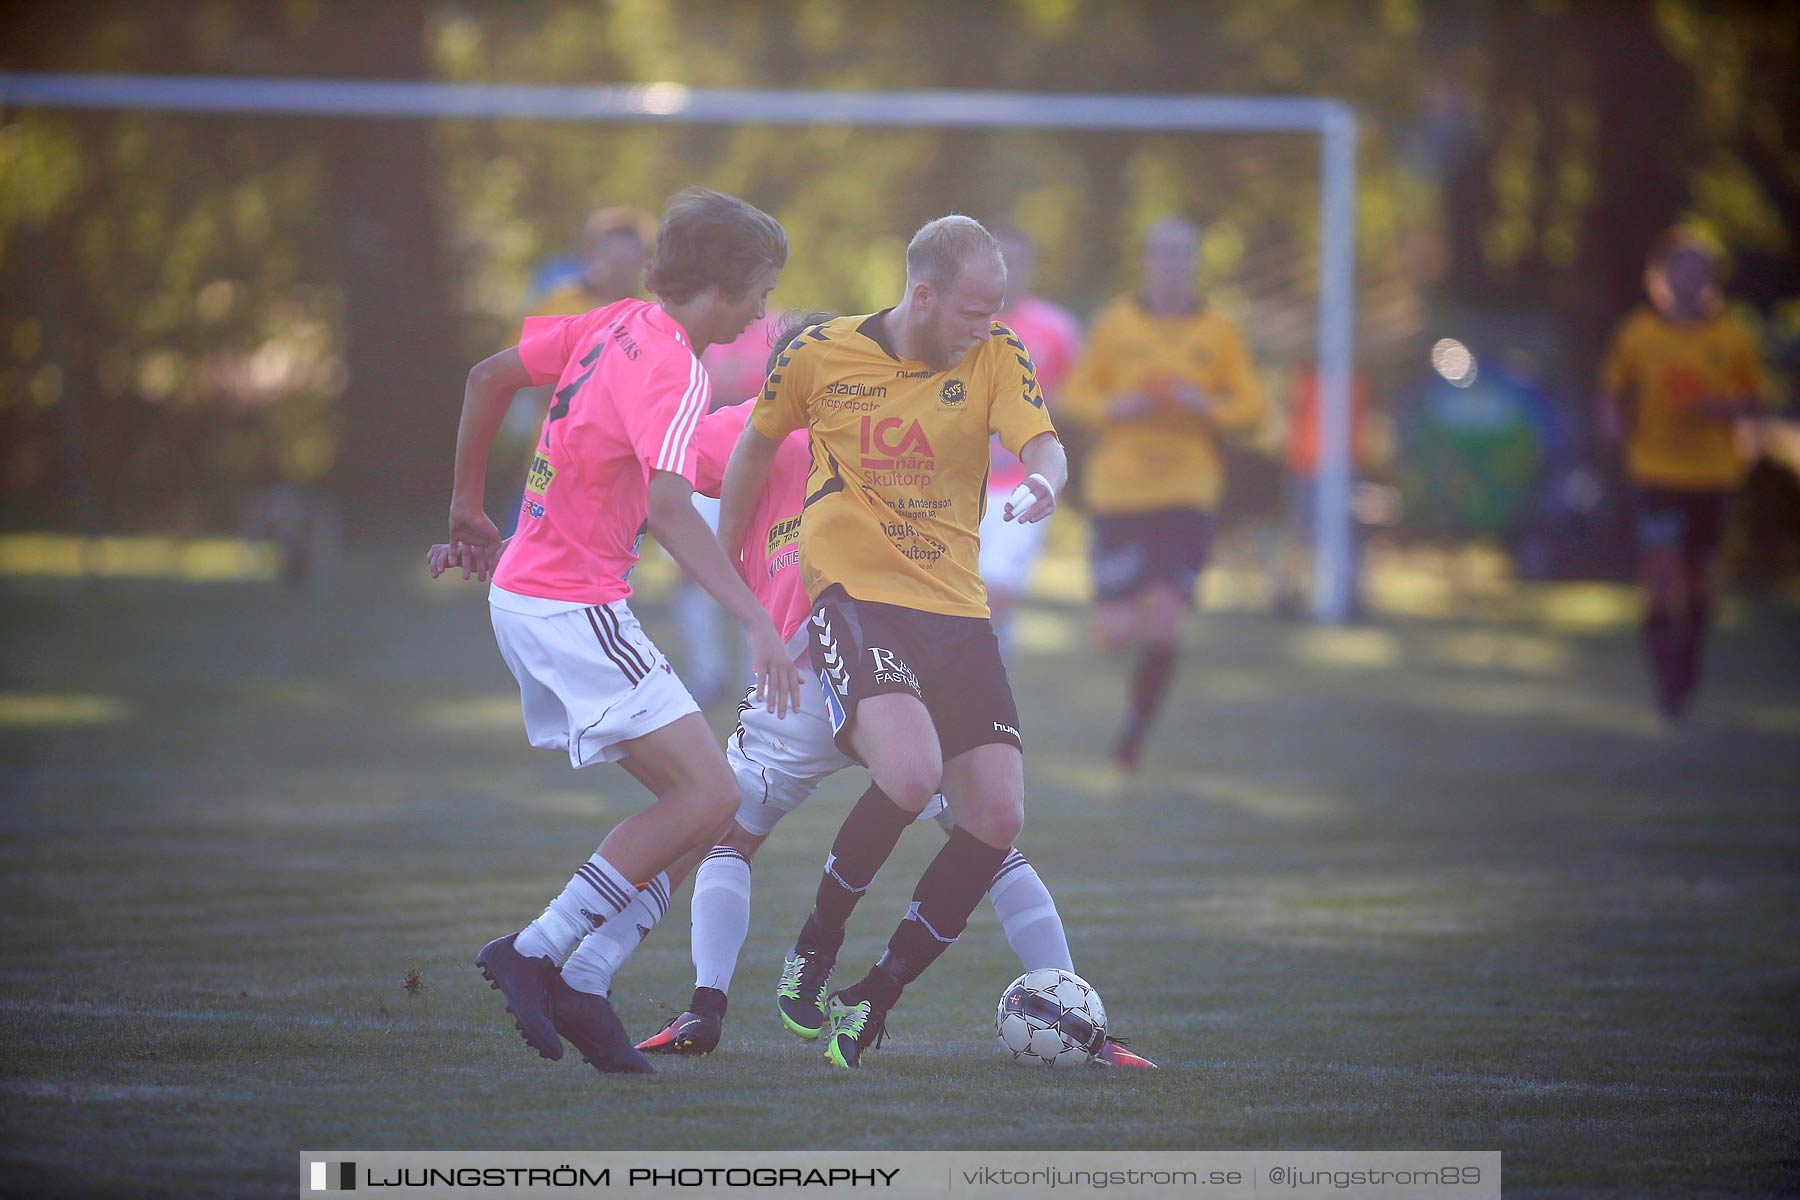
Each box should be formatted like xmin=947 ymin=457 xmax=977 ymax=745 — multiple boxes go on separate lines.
xmin=443 ymin=187 xmax=800 ymax=1076
xmin=980 ymin=225 xmax=1083 ymax=655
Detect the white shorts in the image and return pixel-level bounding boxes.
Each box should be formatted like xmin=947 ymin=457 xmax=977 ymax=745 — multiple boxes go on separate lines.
xmin=726 ymin=664 xmax=947 ymax=838
xmin=978 ymin=489 xmax=1049 ymax=593
xmin=490 ymin=597 xmax=699 ymax=768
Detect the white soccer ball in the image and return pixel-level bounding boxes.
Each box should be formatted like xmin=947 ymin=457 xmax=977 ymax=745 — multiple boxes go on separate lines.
xmin=995 ymin=968 xmax=1107 ymax=1067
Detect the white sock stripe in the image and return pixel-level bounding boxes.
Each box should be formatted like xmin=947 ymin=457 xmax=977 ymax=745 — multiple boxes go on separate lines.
xmin=989 ymin=852 xmax=1033 ymax=889
xmin=703 ymin=845 xmax=752 ymax=870
xmin=822 ymin=852 xmax=869 ymax=896
xmin=640 ymin=875 xmax=670 ymax=917
xmin=903 ymin=900 xmax=958 ymax=944
xmin=575 ymin=861 xmax=633 ymax=911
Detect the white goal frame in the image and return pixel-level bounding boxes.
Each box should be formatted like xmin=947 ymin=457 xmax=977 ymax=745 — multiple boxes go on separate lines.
xmin=0 ymin=73 xmax=1359 ymax=622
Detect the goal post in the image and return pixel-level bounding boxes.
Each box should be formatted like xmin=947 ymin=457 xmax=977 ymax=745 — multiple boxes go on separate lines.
xmin=0 ymin=72 xmax=1359 ymax=622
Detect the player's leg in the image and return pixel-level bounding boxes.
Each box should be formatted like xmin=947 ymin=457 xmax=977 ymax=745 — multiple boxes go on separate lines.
xmin=823 ymin=740 xmax=1020 ymax=1069
xmin=541 ymin=713 xmax=738 ymax=1074
xmin=1112 ymin=510 xmax=1210 ymax=770
xmin=1671 ymin=492 xmax=1729 ymax=717
xmin=782 ymin=593 xmax=944 ymax=1039
xmin=821 ymin=618 xmax=1017 ymax=1068
xmin=645 ymin=676 xmax=850 ymax=1054
xmin=1635 ymin=490 xmax=1688 ymax=719
xmin=635 ymin=824 xmax=767 ymax=1056
xmin=477 ymin=601 xmax=703 ymax=1064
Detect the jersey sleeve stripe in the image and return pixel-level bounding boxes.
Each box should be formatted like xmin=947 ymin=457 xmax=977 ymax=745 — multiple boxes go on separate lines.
xmin=656 ymin=355 xmax=710 ymax=473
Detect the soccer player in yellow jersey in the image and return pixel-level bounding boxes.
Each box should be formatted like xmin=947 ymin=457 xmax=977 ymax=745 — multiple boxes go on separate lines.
xmin=719 ymin=215 xmax=1067 ymax=1069
xmin=1061 ymin=217 xmax=1267 ymax=770
xmin=1597 ymin=228 xmax=1765 ymax=721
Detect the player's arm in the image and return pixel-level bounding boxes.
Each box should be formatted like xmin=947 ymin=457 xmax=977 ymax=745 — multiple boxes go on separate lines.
xmin=1062 ymin=310 xmax=1149 ymax=424
xmin=648 ymin=469 xmax=799 ymax=716
xmin=1005 ymin=432 xmax=1068 ymax=525
xmin=718 ymin=420 xmax=781 ymax=563
xmin=449 ymin=346 xmax=534 ymax=579
xmin=1691 ymin=325 xmax=1766 ymax=421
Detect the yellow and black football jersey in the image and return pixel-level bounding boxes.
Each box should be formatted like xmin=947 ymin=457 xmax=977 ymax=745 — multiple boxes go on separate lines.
xmin=751 ymin=311 xmax=1058 ymax=618
xmin=1061 ymin=297 xmax=1267 ymax=514
xmin=1600 ymin=306 xmax=1764 ymax=491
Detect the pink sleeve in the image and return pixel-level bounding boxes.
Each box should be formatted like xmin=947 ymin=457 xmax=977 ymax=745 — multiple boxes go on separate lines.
xmin=516 ymin=313 xmax=590 ymax=386
xmin=624 ymin=348 xmax=711 ymax=486
xmin=690 ymin=402 xmax=753 ymax=498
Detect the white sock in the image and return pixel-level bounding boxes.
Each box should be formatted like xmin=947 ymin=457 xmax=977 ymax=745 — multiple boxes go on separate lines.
xmin=513 ymin=852 xmax=640 ymax=963
xmin=988 ymin=850 xmax=1074 ymax=973
xmin=690 ymin=846 xmax=753 ymax=993
xmin=559 ymin=872 xmax=671 ymax=997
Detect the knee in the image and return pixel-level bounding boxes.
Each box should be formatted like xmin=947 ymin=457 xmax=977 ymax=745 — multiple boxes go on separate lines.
xmin=686 ymin=761 xmax=740 ymax=825
xmin=956 ymin=795 xmax=1023 ymax=849
xmin=963 ymin=808 xmax=1022 ymax=850
xmin=872 ymin=763 xmax=941 ymax=813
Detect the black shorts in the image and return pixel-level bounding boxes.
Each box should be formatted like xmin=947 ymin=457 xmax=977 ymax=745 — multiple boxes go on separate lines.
xmin=1634 ymin=486 xmax=1729 ymax=564
xmin=1088 ymin=507 xmax=1216 ymax=604
xmin=807 ymin=585 xmax=1022 ymax=764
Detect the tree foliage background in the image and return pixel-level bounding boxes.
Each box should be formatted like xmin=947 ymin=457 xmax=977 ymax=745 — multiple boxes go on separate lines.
xmin=1 ymin=0 xmax=1794 ymax=541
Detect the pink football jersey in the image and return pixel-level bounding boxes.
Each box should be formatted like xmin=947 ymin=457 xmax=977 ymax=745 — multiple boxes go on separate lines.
xmin=493 ymin=299 xmax=710 ymax=604
xmin=989 ymin=296 xmax=1080 ymax=491
xmin=691 ymin=400 xmax=812 ymax=644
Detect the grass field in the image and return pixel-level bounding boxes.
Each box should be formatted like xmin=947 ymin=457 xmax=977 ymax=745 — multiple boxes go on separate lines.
xmin=2 ymin=549 xmax=1798 ymax=1198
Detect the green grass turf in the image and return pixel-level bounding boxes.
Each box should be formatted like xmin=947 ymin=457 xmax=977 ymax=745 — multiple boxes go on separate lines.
xmin=1 ymin=556 xmax=1796 ymax=1198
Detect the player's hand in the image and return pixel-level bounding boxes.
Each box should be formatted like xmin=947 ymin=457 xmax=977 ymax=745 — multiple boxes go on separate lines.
xmin=747 ymin=625 xmax=802 ymax=718
xmin=1166 ymin=378 xmax=1209 ymax=413
xmin=1004 ymin=473 xmax=1057 ymax=524
xmin=427 ymin=539 xmax=507 ymax=581
xmin=448 ymin=507 xmax=503 ymax=583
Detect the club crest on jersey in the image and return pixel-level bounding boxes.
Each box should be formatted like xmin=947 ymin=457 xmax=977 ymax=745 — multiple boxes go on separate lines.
xmin=940 ymin=378 xmax=966 ymax=408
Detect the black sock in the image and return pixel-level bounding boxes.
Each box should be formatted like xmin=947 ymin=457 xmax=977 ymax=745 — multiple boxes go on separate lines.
xmin=870 ymin=827 xmax=1010 ymax=993
xmin=1676 ymin=595 xmax=1713 ymax=704
xmin=1643 ymin=604 xmax=1681 ymax=711
xmin=1120 ymin=643 xmax=1179 ymax=748
xmin=687 ymin=986 xmax=727 ymax=1019
xmin=838 ymin=961 xmax=904 ymax=1013
xmin=809 ymin=783 xmax=915 ymax=933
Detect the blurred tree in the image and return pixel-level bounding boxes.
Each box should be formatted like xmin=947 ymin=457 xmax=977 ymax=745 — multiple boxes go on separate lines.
xmin=2 ymin=0 xmax=1790 ymax=549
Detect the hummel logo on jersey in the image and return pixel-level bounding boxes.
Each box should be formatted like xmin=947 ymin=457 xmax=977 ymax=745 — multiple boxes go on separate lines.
xmin=814 ymin=612 xmax=851 ymax=694
xmin=895 ymin=368 xmax=932 ymax=378
xmin=994 ymin=721 xmax=1020 ymax=738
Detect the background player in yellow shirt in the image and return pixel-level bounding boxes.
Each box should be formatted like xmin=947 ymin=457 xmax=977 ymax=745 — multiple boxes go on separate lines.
xmin=1062 ymin=217 xmax=1267 ymax=771
xmin=1597 ymin=227 xmax=1765 ymax=721
xmin=719 ymin=215 xmax=1066 ymax=1069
